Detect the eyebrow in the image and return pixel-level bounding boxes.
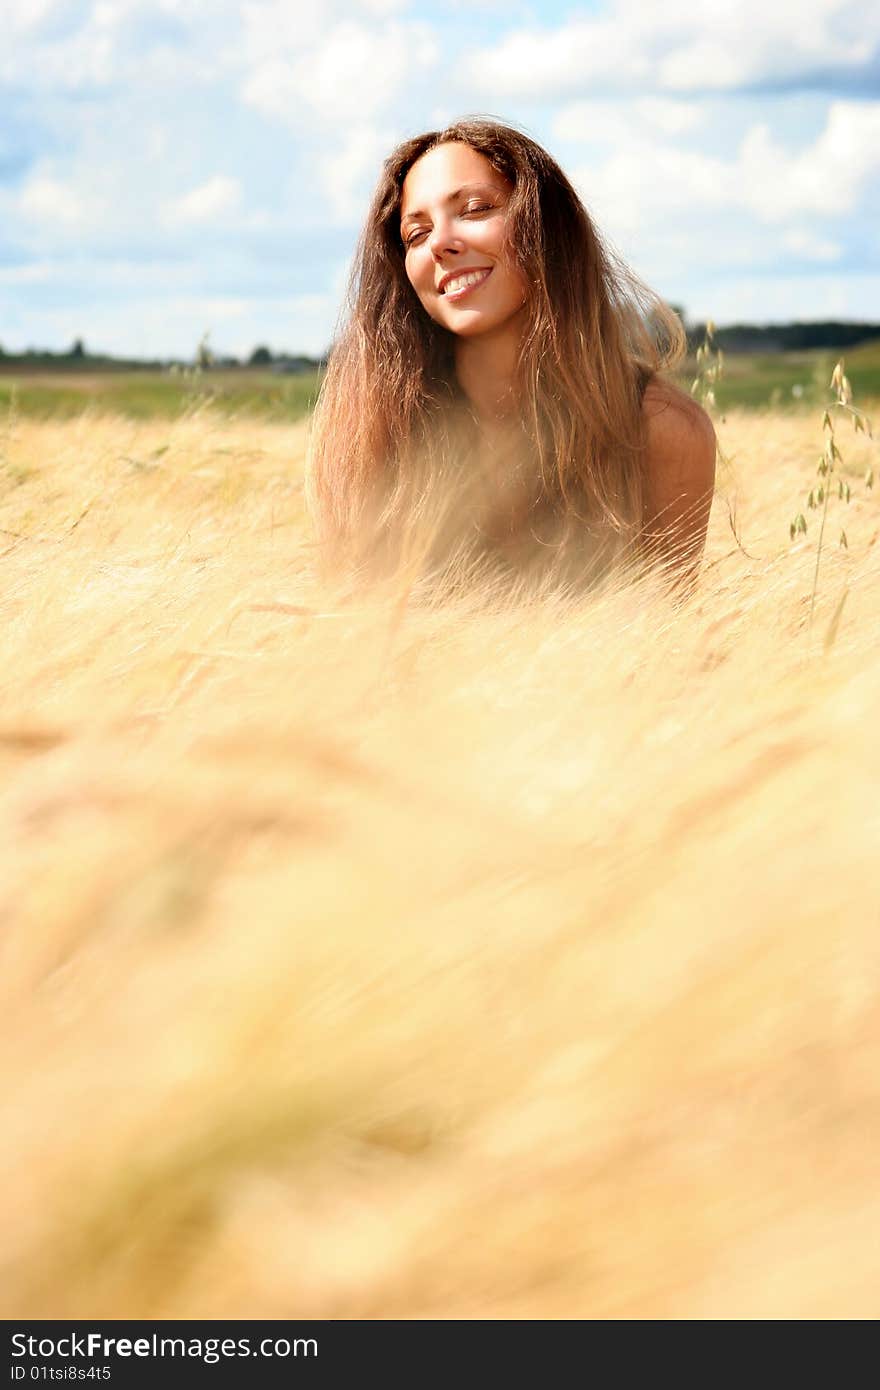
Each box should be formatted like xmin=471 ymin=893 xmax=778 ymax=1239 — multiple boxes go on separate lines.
xmin=400 ymin=183 xmax=503 ymax=229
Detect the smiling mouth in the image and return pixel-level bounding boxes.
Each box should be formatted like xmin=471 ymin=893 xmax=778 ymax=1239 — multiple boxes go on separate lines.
xmin=441 ymin=267 xmax=492 ymax=299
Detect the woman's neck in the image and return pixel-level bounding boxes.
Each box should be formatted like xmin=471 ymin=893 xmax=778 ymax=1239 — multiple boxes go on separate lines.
xmin=454 ymin=324 xmax=522 ymax=425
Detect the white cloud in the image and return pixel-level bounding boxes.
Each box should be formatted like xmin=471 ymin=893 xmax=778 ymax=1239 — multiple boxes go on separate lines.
xmin=554 ymin=98 xmax=700 ymax=147
xmin=18 ymin=174 xmax=97 ymax=228
xmin=6 ymin=0 xmax=70 ymax=34
xmin=656 ymin=2 xmax=876 ymax=91
xmin=635 ymin=97 xmax=702 ymax=136
xmin=0 ymin=0 xmax=237 ymax=90
xmin=781 ymin=230 xmax=842 ymax=262
xmin=572 ymin=145 xmax=729 ymax=240
xmin=164 ymin=175 xmax=243 ymax=226
xmin=0 ymin=262 xmax=57 ymax=285
xmin=239 ymin=0 xmax=412 ymax=59
xmin=737 ymin=102 xmax=880 ymax=221
xmin=564 ymin=100 xmax=880 ymax=236
xmin=241 ymin=18 xmax=438 ymax=127
xmin=315 ymin=126 xmax=396 ymax=222
xmin=460 ymin=0 xmax=880 ymax=99
xmin=297 ymin=22 xmax=435 ymax=121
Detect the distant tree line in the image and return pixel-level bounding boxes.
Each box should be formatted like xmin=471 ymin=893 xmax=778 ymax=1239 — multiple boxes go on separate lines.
xmin=684 ymin=321 xmax=880 ymax=354
xmin=0 ymin=337 xmax=326 ymax=374
xmin=1 ymin=322 xmax=879 ymax=373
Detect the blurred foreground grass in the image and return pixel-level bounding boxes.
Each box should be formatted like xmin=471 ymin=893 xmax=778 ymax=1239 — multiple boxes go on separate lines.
xmin=1 ymin=401 xmax=879 ymax=1318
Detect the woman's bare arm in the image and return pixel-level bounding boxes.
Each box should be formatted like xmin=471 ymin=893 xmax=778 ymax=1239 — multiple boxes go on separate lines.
xmin=640 ymin=381 xmax=717 ymax=587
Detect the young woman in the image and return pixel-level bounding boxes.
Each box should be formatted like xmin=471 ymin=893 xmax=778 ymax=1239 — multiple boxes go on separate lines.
xmin=307 ymin=118 xmax=716 ymax=592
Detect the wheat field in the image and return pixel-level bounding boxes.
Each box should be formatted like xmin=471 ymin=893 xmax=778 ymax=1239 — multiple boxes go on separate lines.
xmin=1 ymin=400 xmax=878 ymax=1319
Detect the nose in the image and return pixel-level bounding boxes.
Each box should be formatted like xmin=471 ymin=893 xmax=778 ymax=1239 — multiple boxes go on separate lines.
xmin=428 ymin=216 xmax=463 ymax=260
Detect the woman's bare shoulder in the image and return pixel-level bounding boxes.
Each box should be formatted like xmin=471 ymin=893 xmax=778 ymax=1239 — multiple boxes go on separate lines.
xmin=641 ymin=375 xmax=716 ymax=462
xmin=639 ymin=375 xmax=717 ymax=580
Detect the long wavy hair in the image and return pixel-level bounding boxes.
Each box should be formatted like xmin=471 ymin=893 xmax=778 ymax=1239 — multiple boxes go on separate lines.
xmin=307 ymin=118 xmax=685 ymax=582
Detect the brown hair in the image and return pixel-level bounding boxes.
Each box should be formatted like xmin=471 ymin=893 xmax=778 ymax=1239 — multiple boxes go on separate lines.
xmin=306 ymin=118 xmax=685 ymax=582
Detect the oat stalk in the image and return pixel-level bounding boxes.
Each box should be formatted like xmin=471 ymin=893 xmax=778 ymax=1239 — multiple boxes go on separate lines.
xmin=690 ymin=318 xmax=723 ymax=413
xmin=790 ymin=359 xmax=874 ymax=632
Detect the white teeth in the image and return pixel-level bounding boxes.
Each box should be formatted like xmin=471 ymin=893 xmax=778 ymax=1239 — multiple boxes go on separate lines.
xmin=444 ymin=269 xmax=489 ymax=294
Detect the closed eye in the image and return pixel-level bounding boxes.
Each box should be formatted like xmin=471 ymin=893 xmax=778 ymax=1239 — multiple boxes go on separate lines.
xmin=403 ymin=203 xmax=498 ymax=249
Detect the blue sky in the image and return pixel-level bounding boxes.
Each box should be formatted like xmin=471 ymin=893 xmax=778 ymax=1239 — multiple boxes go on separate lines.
xmin=1 ymin=0 xmax=878 ymax=359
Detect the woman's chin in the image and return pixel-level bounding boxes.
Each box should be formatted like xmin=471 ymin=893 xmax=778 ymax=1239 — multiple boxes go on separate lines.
xmin=440 ymin=310 xmax=497 ymax=338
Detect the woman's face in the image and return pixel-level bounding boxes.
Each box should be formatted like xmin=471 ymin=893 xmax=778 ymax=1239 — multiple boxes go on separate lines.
xmin=400 ymin=142 xmax=527 ymax=340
